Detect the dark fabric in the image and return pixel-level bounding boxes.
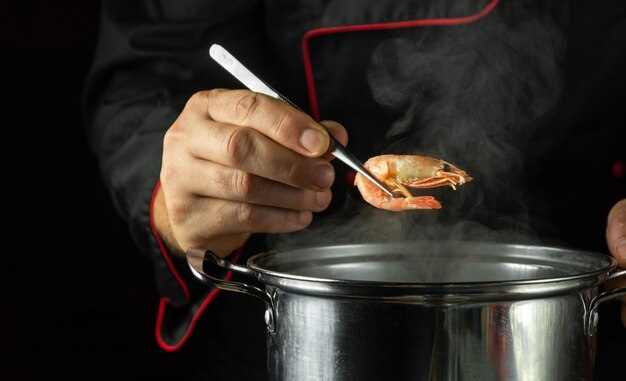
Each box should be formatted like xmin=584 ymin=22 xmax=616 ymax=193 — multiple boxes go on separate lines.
xmin=83 ymin=0 xmax=626 ymax=380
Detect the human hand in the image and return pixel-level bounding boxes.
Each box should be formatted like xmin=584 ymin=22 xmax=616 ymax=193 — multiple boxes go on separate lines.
xmin=153 ymin=89 xmax=348 ymax=258
xmin=605 ymin=198 xmax=626 ymax=327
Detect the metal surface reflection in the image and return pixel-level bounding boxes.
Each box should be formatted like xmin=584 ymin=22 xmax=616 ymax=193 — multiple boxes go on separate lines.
xmin=268 ymin=292 xmax=594 ymax=381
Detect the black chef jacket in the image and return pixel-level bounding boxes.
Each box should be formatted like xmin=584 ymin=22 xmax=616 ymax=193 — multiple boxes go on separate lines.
xmin=83 ymin=0 xmax=626 ymax=379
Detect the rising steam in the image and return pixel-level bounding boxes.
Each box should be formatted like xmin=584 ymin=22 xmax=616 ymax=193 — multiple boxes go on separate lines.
xmin=268 ymin=2 xmax=568 ymax=252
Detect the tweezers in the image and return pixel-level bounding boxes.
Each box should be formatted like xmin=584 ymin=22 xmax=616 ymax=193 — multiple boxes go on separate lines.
xmin=209 ymin=44 xmax=397 ymax=199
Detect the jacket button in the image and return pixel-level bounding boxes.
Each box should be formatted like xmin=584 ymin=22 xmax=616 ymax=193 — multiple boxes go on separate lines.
xmin=612 ymin=160 xmax=625 ymax=180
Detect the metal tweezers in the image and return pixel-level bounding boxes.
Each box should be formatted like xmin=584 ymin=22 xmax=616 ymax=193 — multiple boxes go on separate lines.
xmin=209 ymin=44 xmax=397 ymax=199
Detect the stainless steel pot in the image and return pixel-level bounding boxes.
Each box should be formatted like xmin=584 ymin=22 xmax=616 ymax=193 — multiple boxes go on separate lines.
xmin=187 ymin=241 xmax=626 ymax=381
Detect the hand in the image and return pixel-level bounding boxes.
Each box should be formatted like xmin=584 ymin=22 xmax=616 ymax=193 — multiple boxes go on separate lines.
xmin=606 ymin=198 xmax=626 ymax=327
xmin=153 ymin=89 xmax=348 ymax=258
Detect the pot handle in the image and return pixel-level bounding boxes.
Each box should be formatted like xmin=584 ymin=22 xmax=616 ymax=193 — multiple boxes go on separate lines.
xmin=186 ymin=248 xmax=276 ymax=332
xmin=586 ymin=268 xmax=626 ymax=336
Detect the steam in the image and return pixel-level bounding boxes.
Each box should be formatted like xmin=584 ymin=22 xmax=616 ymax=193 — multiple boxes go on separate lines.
xmin=268 ymin=3 xmax=568 ymax=252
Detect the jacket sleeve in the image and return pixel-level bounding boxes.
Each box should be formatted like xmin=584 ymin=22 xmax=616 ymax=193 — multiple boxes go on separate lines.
xmin=81 ymin=0 xmax=268 ymax=346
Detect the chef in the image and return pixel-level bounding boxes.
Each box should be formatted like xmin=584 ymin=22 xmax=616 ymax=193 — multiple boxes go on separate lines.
xmin=83 ymin=0 xmax=626 ymax=379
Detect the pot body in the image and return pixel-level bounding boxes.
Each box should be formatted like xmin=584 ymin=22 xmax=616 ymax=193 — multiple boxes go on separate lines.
xmin=268 ymin=288 xmax=596 ymax=381
xmin=187 ymin=242 xmax=626 ymax=381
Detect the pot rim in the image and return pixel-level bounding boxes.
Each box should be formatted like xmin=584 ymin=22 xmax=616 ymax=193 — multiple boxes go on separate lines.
xmin=247 ymin=241 xmax=616 ymax=301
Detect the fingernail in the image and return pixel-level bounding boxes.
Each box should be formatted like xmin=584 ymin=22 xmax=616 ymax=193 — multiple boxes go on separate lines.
xmin=315 ymin=191 xmax=332 ymax=208
xmin=300 ymin=125 xmax=329 ymax=155
xmin=313 ymin=165 xmax=334 ymax=189
xmin=616 ymin=238 xmax=626 ymax=263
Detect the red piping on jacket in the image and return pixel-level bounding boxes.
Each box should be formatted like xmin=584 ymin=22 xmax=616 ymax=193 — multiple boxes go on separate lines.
xmin=150 ymin=180 xmax=242 ymax=351
xmin=156 ymin=247 xmax=242 ymax=352
xmin=301 ymin=0 xmax=500 ymax=120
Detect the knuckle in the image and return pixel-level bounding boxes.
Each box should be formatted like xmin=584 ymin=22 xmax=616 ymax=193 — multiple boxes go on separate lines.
xmin=161 ymin=128 xmax=186 ymax=182
xmin=294 ymin=190 xmax=310 ymax=210
xmin=163 ymin=122 xmax=182 ymax=147
xmin=271 ymin=109 xmax=295 ymax=140
xmin=276 ymin=210 xmax=310 ymax=231
xmin=167 ymin=198 xmax=192 ymax=225
xmin=233 ymin=171 xmax=259 ymax=199
xmin=211 ymin=167 xmax=229 ymax=189
xmin=232 ymin=92 xmax=261 ymax=124
xmin=188 ymin=89 xmax=226 ymax=116
xmin=236 ymin=203 xmax=258 ymax=225
xmin=225 ymin=127 xmax=255 ymax=166
xmin=283 ymin=157 xmax=307 ymax=184
xmin=187 ymin=90 xmax=211 ymax=111
xmin=162 ymin=129 xmax=175 ymax=151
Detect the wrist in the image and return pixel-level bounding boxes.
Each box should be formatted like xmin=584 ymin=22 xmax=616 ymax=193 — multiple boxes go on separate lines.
xmin=152 ymin=183 xmax=251 ymax=259
xmin=152 ymin=184 xmax=185 ymax=258
xmin=204 ymin=233 xmax=252 ymax=258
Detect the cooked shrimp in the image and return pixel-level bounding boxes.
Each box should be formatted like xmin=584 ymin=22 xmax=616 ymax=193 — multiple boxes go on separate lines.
xmin=354 ymin=154 xmax=472 ymax=211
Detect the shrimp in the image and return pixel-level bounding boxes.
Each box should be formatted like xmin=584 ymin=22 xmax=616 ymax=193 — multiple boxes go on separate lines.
xmin=354 ymin=154 xmax=472 ymax=211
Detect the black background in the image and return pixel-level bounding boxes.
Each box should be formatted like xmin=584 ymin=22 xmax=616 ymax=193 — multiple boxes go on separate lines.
xmin=3 ymin=1 xmax=625 ymax=380
xmin=3 ymin=1 xmax=189 ymax=379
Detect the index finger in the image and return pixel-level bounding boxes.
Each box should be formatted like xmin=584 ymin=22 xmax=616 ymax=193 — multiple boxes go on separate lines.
xmin=202 ymin=89 xmax=330 ymax=157
xmin=606 ymin=198 xmax=626 ymax=267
